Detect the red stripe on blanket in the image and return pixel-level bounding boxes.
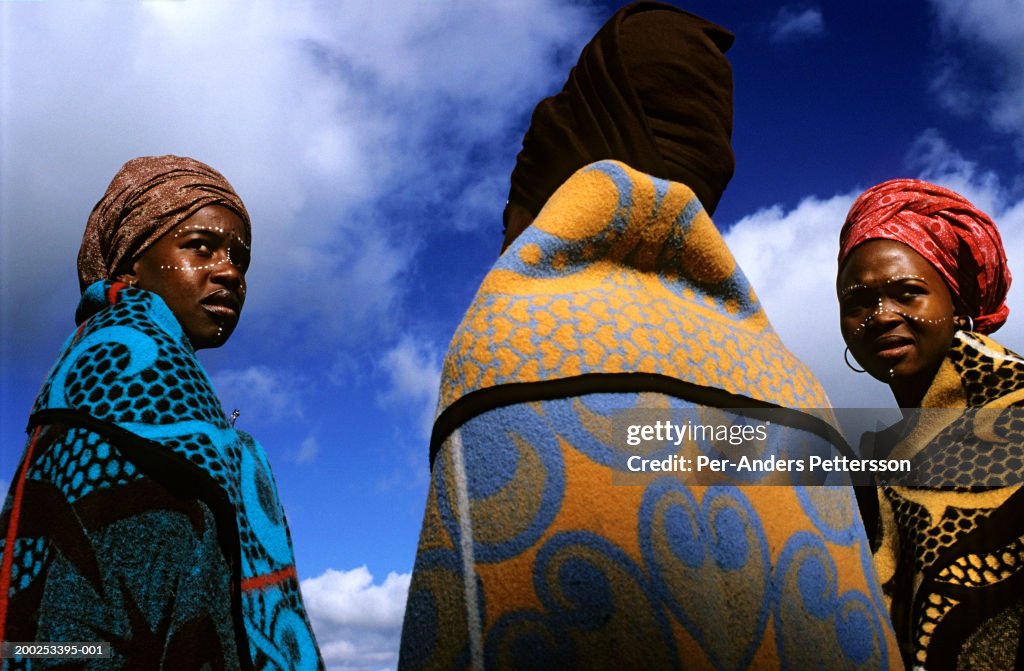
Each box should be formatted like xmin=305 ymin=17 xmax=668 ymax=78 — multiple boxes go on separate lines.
xmin=241 ymin=565 xmax=297 ymax=592
xmin=0 ymin=426 xmax=43 ymax=643
xmin=107 ymin=281 xmax=127 ymax=305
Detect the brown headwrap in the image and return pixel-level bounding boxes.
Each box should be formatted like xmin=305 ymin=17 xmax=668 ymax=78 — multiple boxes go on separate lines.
xmin=78 ymin=155 xmax=251 ymax=291
xmin=506 ymin=1 xmax=734 ymax=224
xmin=839 ymin=179 xmax=1011 ymax=334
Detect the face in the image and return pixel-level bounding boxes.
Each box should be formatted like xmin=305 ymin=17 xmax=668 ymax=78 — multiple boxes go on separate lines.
xmin=120 ymin=205 xmax=250 ymax=350
xmin=837 ymin=240 xmax=960 ymax=406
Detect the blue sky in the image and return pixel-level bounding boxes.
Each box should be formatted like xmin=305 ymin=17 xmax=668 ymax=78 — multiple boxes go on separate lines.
xmin=2 ymin=1 xmax=1023 ymax=669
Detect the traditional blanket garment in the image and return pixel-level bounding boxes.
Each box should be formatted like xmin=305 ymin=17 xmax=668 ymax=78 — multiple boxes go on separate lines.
xmin=865 ymin=331 xmax=1024 ymax=670
xmin=840 ymin=176 xmax=1021 ymax=669
xmin=399 ymin=161 xmax=901 ymax=670
xmin=0 ymin=282 xmax=322 ymax=670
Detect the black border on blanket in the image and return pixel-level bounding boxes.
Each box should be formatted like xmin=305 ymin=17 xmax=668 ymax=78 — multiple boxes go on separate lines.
xmin=18 ymin=407 xmax=253 ymax=670
xmin=428 ymin=371 xmax=856 ymax=468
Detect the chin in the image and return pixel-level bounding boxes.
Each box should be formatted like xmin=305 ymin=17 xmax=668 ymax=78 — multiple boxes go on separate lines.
xmin=865 ymin=360 xmax=902 ymax=384
xmin=869 ymin=369 xmax=895 ymax=384
xmin=189 ymin=330 xmax=232 ymax=350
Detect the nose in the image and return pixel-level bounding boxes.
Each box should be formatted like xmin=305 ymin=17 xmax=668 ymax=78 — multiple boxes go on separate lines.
xmin=866 ymin=298 xmax=904 ymax=328
xmin=849 ymin=298 xmax=900 ymax=336
xmin=210 ymin=251 xmax=244 ymax=291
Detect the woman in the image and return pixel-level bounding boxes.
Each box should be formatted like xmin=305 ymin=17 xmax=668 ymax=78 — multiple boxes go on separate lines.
xmin=399 ymin=3 xmax=899 ymax=669
xmin=838 ymin=178 xmax=1022 ymax=669
xmin=0 ymin=156 xmax=323 ymax=670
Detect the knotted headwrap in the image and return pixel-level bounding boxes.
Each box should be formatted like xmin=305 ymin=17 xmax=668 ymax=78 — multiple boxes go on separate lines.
xmin=839 ymin=179 xmax=1011 ymax=334
xmin=78 ymin=155 xmax=251 ymax=291
xmin=507 ymin=1 xmax=734 ymax=223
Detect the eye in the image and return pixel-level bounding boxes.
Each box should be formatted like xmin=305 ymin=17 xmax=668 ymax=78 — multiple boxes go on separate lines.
xmin=229 ymin=245 xmax=251 ymax=272
xmin=892 ymin=284 xmax=927 ymax=303
xmin=183 ymin=238 xmax=213 ymax=255
xmin=840 ymin=290 xmax=874 ymax=314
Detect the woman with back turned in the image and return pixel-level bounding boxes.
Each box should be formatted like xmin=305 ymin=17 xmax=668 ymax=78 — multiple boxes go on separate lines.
xmin=399 ymin=3 xmax=899 ymax=669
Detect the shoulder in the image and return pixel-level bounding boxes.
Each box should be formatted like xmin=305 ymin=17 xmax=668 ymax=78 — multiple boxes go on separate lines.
xmin=946 ymin=331 xmax=1024 ymax=406
xmin=34 ymin=281 xmax=229 ymax=429
xmin=74 ymin=280 xmax=186 ymax=344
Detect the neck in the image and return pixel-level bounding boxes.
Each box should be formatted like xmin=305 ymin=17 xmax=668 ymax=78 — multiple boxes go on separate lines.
xmin=889 ymin=361 xmax=945 ymax=409
xmin=891 ymin=384 xmax=924 ymax=409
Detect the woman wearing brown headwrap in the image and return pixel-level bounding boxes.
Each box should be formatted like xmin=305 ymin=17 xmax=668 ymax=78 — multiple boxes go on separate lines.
xmin=400 ymin=4 xmax=899 ymax=669
xmin=0 ymin=156 xmax=323 ymax=670
xmin=838 ymin=179 xmax=1022 ymax=669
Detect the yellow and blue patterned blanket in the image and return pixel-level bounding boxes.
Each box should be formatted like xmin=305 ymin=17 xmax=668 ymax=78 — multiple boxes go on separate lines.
xmin=400 ymin=161 xmax=901 ymax=670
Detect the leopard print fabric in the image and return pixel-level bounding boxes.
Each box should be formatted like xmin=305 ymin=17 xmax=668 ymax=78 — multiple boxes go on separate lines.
xmin=877 ymin=332 xmax=1024 ymax=669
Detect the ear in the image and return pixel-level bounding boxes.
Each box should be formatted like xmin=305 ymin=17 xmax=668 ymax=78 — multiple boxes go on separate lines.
xmin=115 ymin=262 xmax=140 ymax=287
xmin=955 ymin=314 xmax=975 ymax=332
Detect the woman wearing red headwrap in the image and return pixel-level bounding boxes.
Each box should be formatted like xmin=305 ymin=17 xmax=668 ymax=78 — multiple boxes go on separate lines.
xmin=838 ymin=178 xmax=1023 ymax=669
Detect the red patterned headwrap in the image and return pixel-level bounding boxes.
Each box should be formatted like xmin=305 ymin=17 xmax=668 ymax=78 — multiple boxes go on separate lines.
xmin=838 ymin=179 xmax=1011 ymax=334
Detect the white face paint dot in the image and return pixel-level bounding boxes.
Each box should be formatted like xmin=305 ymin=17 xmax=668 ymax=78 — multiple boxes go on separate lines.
xmin=851 ymin=299 xmax=952 ymax=335
xmin=172 ymin=226 xmax=250 ymax=250
xmin=159 ymin=257 xmax=232 ymax=272
xmin=159 ymin=227 xmax=248 ymax=273
xmin=845 ymin=275 xmax=950 ymax=336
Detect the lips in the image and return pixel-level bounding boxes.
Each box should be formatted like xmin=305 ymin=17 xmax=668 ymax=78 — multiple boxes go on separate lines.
xmin=200 ymin=289 xmax=242 ymax=322
xmin=871 ymin=334 xmax=914 ymax=359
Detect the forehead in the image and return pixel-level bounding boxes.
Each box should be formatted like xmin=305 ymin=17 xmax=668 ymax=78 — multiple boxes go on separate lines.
xmin=170 ymin=204 xmax=248 ymax=241
xmin=838 ymin=239 xmax=943 ymax=288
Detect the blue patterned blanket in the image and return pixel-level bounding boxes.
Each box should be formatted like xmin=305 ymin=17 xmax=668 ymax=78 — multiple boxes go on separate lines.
xmin=0 ymin=281 xmax=322 ymax=670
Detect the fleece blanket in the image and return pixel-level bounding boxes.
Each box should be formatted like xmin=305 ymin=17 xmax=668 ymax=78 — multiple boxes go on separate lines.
xmin=399 ymin=160 xmax=900 ymax=670
xmin=869 ymin=331 xmax=1024 ymax=670
xmin=0 ymin=281 xmax=322 ymax=670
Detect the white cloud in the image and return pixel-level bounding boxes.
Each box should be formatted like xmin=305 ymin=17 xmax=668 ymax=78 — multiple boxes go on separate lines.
xmin=212 ymin=366 xmax=305 ymax=422
xmin=927 ymin=0 xmax=1024 ymax=154
xmin=295 ymin=435 xmax=320 ymax=465
xmin=928 ymin=58 xmax=976 ymax=118
xmin=904 ymin=133 xmax=1024 ymax=339
xmin=905 ymin=130 xmax=1003 ymax=212
xmin=0 ymin=1 xmax=598 ymax=354
xmin=768 ymin=6 xmax=825 ymax=43
xmin=301 ymin=566 xmax=411 ymax=671
xmin=378 ymin=337 xmax=442 ymax=439
xmin=726 ymin=130 xmax=1024 ymax=411
xmin=725 ymin=190 xmax=878 ymax=408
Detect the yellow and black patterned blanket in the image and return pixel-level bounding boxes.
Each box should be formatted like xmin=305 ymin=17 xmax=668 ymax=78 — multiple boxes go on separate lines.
xmin=870 ymin=331 xmax=1024 ymax=670
xmin=400 ymin=161 xmax=900 ymax=670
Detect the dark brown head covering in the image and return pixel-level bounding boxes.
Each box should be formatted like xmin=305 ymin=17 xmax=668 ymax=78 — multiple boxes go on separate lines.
xmin=506 ymin=1 xmax=734 ymax=225
xmin=78 ymin=155 xmax=250 ymax=290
